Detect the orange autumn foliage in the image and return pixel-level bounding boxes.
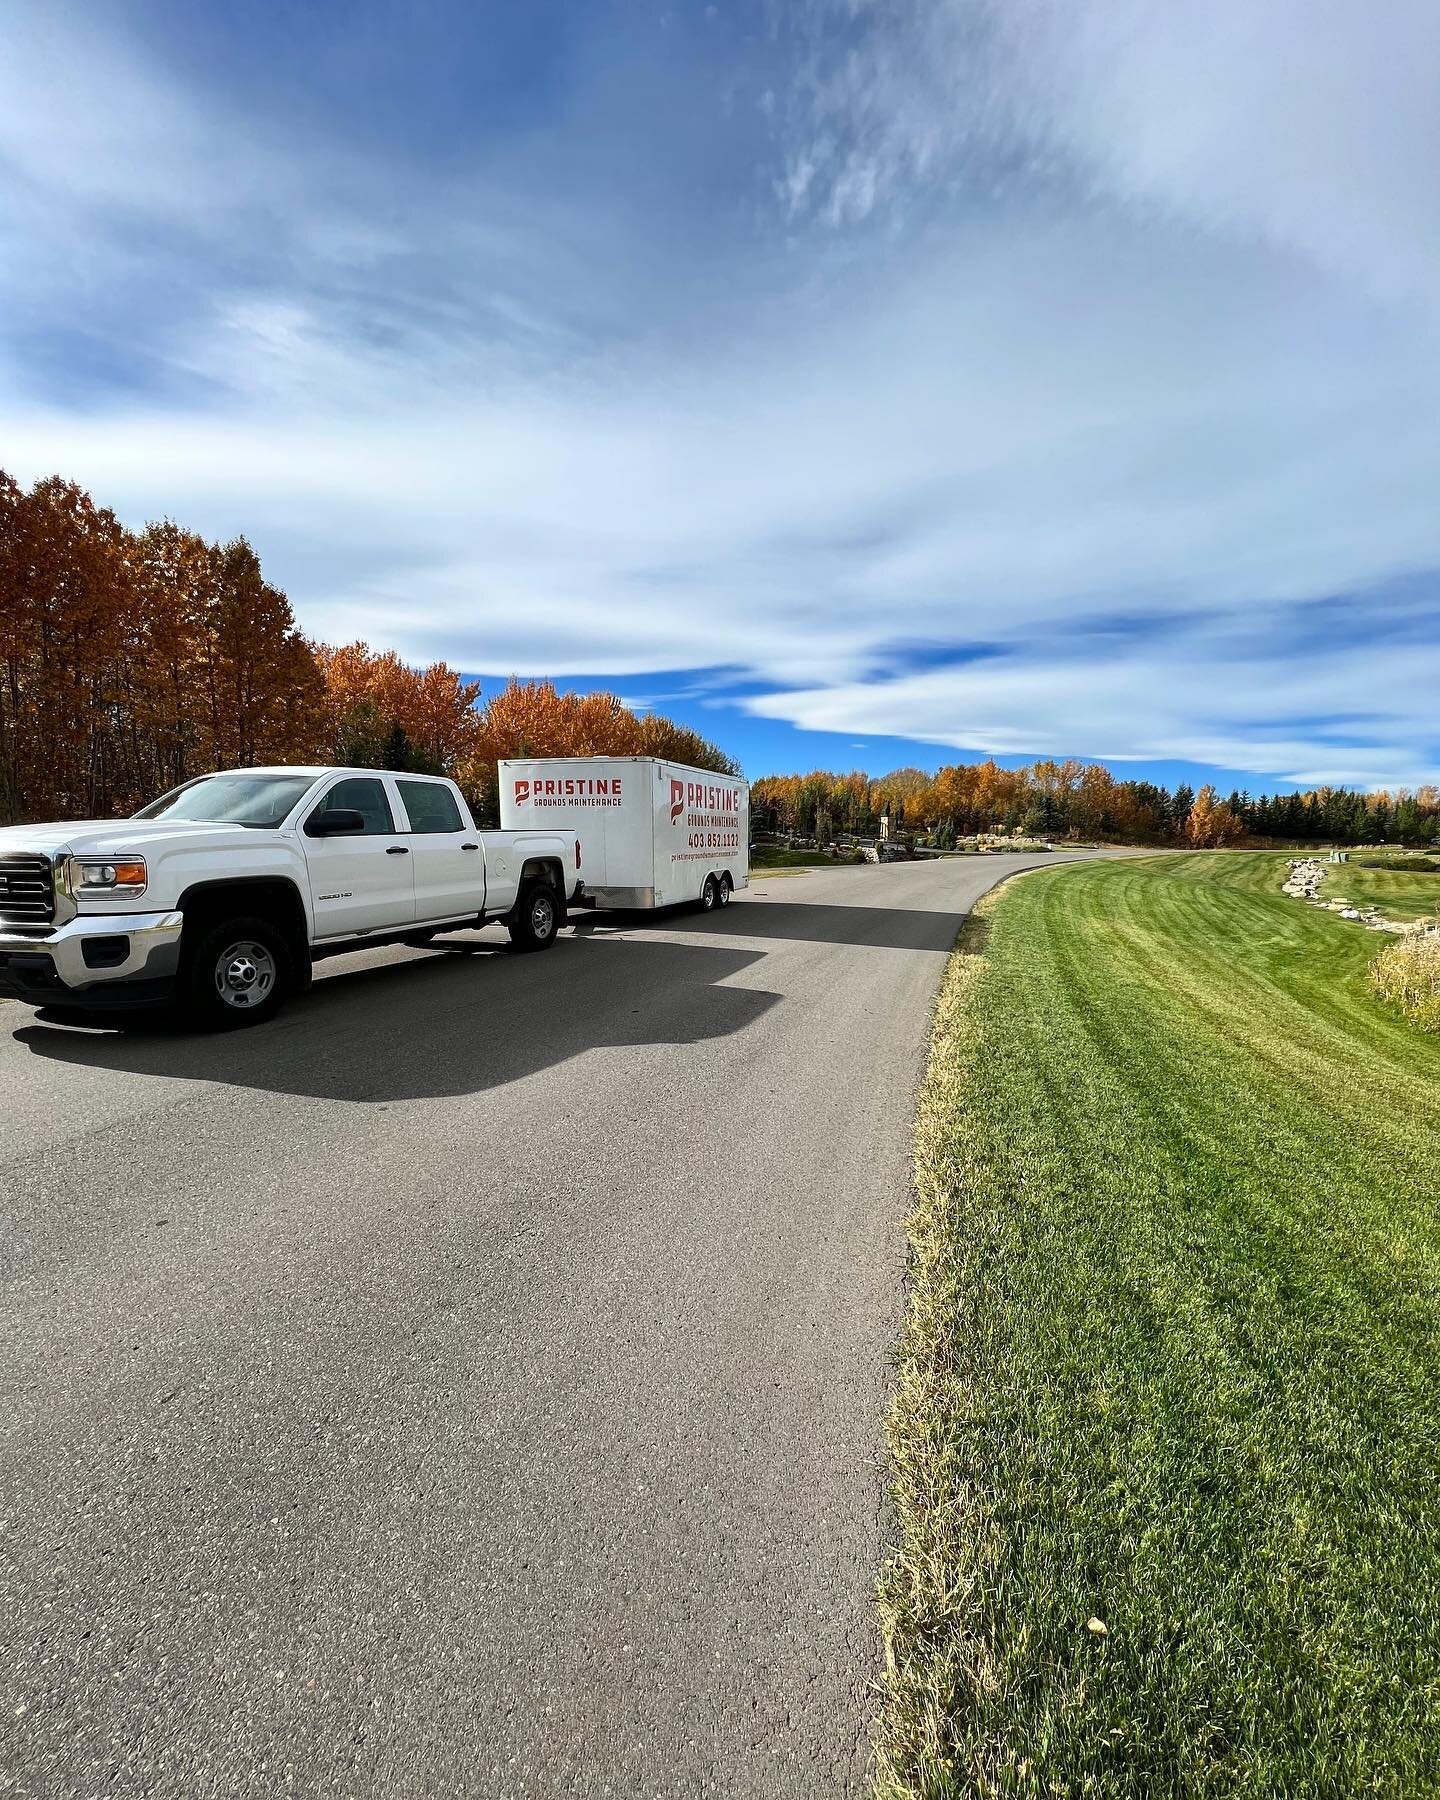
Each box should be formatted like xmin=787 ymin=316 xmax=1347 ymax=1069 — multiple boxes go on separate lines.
xmin=1 ymin=468 xmax=736 ymax=825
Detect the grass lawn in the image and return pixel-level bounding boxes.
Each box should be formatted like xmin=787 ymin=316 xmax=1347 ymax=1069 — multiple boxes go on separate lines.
xmin=750 ymin=844 xmax=862 ymax=869
xmin=1323 ymin=861 xmax=1440 ymax=925
xmin=879 ymin=851 xmax=1440 ymax=1798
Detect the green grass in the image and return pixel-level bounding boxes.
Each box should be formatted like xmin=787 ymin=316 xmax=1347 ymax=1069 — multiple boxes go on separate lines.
xmin=879 ymin=852 xmax=1440 ymax=1799
xmin=1352 ymin=856 xmax=1440 ymax=874
xmin=750 ymin=844 xmax=864 ymax=869
xmin=1322 ymin=860 xmax=1440 ymax=924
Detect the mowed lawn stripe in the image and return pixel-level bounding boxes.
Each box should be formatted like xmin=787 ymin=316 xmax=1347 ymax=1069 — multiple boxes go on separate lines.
xmin=878 ymin=852 xmax=1440 ymax=1798
xmin=1317 ymin=860 xmax=1440 ymax=925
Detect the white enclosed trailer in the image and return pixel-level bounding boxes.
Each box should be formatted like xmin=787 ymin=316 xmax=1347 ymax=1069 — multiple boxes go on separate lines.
xmin=498 ymin=756 xmax=749 ymax=911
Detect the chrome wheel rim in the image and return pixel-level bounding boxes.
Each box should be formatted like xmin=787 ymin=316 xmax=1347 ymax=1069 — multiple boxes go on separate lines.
xmin=214 ymin=940 xmax=277 ymax=1010
xmin=530 ymin=893 xmax=555 ymax=938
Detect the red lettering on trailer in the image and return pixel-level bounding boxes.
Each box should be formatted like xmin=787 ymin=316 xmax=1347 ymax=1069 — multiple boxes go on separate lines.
xmin=510 ymin=772 xmax=625 ymax=808
xmin=685 ymin=781 xmax=739 ymax=814
xmin=670 ymin=779 xmax=686 ymax=824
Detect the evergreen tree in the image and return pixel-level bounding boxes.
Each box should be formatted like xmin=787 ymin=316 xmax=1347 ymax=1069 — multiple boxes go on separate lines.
xmin=1169 ymin=784 xmax=1195 ymax=839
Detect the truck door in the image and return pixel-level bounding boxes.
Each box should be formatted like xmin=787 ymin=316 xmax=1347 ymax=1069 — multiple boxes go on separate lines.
xmin=395 ymin=779 xmax=484 ymax=922
xmin=301 ymin=775 xmax=415 ymax=938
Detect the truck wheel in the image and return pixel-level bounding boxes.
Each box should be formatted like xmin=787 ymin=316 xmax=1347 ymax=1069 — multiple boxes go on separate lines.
xmin=717 ymin=874 xmax=734 ymax=906
xmin=182 ymin=915 xmax=290 ymax=1029
xmin=509 ymin=880 xmax=561 ymax=951
xmin=699 ymin=875 xmax=718 ymax=912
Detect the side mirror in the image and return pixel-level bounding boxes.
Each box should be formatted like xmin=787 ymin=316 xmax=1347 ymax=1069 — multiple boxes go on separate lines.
xmin=306 ymin=807 xmax=367 ymax=838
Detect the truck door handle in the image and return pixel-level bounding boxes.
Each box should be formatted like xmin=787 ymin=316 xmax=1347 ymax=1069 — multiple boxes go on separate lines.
xmin=461 ymin=843 xmax=479 ymax=851
xmin=386 ymin=846 xmax=410 ymax=855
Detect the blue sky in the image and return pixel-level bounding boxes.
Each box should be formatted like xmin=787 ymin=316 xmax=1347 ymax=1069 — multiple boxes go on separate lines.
xmin=3 ymin=0 xmax=1439 ymax=790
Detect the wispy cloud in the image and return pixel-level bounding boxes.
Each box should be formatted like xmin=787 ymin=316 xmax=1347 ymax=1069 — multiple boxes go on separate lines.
xmin=746 ymin=595 xmax=1440 ymax=786
xmin=2 ymin=2 xmax=1437 ymax=784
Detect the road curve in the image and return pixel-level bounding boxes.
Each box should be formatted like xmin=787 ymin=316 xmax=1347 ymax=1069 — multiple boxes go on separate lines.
xmin=2 ymin=852 xmax=1088 ymax=1798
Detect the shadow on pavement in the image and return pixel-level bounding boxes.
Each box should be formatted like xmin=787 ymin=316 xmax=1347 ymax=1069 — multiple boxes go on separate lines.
xmin=576 ymin=896 xmax=968 ymax=953
xmin=14 ymin=933 xmax=780 ymax=1105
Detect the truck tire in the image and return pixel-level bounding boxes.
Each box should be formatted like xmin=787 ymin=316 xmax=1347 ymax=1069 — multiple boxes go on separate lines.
xmin=699 ymin=874 xmax=719 ymax=912
xmin=508 ymin=879 xmax=561 ymax=951
xmin=182 ymin=914 xmax=291 ymax=1029
xmin=717 ymin=873 xmax=734 ymax=906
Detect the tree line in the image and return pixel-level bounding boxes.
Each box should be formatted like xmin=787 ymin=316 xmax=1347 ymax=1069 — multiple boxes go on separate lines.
xmin=0 ymin=470 xmax=736 ymax=826
xmin=752 ymin=761 xmax=1440 ymax=849
xmin=7 ymin=468 xmax=1432 ymax=848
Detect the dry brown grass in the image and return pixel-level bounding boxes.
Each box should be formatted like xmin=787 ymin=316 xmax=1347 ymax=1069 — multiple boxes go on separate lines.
xmin=1370 ymin=930 xmax=1440 ymax=1033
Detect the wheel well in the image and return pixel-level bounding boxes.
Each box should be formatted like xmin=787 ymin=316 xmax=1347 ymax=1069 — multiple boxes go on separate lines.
xmin=519 ymin=856 xmax=564 ymax=893
xmin=177 ymin=878 xmax=309 ymax=961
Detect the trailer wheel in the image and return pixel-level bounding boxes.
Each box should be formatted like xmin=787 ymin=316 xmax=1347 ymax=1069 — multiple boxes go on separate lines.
xmin=717 ymin=873 xmax=734 ymax=906
xmin=509 ymin=879 xmax=561 ymax=951
xmin=699 ymin=874 xmax=719 ymax=912
xmin=182 ymin=914 xmax=291 ymax=1029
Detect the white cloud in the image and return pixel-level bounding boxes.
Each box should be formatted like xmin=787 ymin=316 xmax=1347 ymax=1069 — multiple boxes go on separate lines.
xmin=745 ymin=616 xmax=1440 ymax=787
xmin=778 ymin=0 xmax=1440 ymax=305
xmin=1008 ymin=0 xmax=1440 ymax=309
xmin=2 ymin=3 xmax=1439 ymax=785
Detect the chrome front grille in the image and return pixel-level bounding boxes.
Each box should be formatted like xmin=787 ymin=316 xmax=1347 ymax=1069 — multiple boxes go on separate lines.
xmin=0 ymin=854 xmax=56 ymax=925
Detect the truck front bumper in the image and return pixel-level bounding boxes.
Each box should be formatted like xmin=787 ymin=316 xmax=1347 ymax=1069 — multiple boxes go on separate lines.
xmin=0 ymin=911 xmax=185 ymax=1009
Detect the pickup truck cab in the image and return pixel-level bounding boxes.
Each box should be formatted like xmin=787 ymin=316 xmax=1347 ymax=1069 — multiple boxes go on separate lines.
xmin=0 ymin=766 xmax=580 ymax=1028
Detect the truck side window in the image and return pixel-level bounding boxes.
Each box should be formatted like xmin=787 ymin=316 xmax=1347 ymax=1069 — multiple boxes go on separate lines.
xmin=397 ymin=780 xmax=463 ymax=834
xmin=321 ymin=777 xmax=394 ymax=834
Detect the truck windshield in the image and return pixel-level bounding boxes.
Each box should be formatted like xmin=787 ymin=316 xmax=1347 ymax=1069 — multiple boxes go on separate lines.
xmin=134 ymin=774 xmax=317 ymax=828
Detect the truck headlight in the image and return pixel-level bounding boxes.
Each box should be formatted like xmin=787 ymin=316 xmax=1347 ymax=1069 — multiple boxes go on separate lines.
xmin=67 ymin=856 xmax=147 ymax=896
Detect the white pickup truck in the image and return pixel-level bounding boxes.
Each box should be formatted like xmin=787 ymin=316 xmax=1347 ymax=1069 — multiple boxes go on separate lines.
xmin=0 ymin=766 xmax=580 ymax=1028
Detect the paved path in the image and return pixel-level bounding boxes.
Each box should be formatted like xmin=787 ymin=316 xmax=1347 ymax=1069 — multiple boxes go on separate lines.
xmin=1 ymin=853 xmax=1085 ymax=1798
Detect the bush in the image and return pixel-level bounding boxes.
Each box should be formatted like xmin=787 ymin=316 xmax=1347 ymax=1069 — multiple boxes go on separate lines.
xmin=1369 ymin=933 xmax=1440 ymax=1033
xmin=1355 ymin=855 xmax=1440 ymax=872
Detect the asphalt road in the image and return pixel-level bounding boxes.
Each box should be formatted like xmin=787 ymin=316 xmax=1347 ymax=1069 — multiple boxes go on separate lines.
xmin=2 ymin=852 xmax=1084 ymax=1799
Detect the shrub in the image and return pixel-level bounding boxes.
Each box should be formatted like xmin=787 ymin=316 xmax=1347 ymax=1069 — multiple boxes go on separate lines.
xmin=1355 ymin=855 xmax=1440 ymax=872
xmin=1369 ymin=932 xmax=1440 ymax=1033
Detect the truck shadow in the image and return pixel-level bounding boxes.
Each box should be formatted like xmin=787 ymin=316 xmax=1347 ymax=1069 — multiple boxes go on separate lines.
xmin=13 ymin=934 xmax=780 ymax=1104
